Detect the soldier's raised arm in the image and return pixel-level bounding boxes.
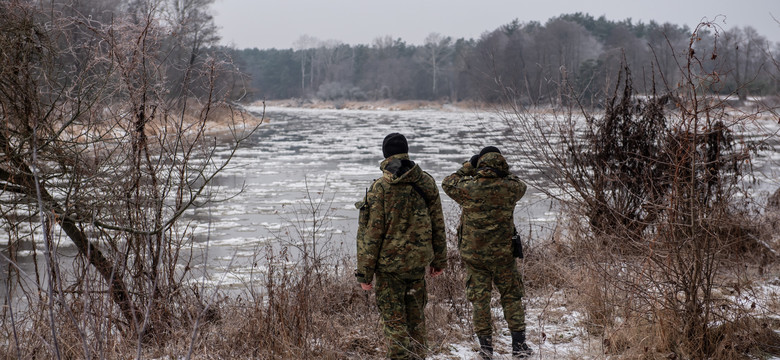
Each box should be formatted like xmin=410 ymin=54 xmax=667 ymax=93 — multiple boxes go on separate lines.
xmin=441 ymin=158 xmax=477 ymax=204
xmin=508 ymin=175 xmax=528 ymax=203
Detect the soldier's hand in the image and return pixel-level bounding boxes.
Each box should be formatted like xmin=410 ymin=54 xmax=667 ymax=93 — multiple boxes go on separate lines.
xmin=360 ymin=282 xmax=373 ymax=291
xmin=429 ymin=267 xmax=444 ymax=277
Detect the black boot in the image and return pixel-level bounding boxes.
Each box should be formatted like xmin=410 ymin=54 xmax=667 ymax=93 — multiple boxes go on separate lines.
xmin=477 ymin=335 xmax=493 ymax=360
xmin=511 ymin=331 xmax=532 ymax=358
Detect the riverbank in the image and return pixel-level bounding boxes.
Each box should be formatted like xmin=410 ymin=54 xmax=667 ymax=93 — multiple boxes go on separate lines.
xmin=248 ymin=95 xmax=780 ymax=114
xmin=254 ymin=98 xmax=492 ymax=112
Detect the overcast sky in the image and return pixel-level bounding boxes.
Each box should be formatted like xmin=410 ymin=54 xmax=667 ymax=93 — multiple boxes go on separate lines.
xmin=212 ymin=0 xmax=780 ymax=50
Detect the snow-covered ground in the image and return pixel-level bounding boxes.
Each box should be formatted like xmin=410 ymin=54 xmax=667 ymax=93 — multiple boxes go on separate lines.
xmin=432 ymin=279 xmax=780 ymax=359
xmin=430 ymin=291 xmax=599 ymax=360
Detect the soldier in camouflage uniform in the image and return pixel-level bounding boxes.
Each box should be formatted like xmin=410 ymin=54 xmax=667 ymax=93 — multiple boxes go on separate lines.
xmin=355 ymin=133 xmax=447 ymax=360
xmin=441 ymin=146 xmax=532 ymax=359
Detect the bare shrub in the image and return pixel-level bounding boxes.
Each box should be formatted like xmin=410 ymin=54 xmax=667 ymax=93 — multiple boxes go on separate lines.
xmin=185 ymin=251 xmax=382 ymax=359
xmin=0 ymin=1 xmax=257 ymax=357
xmin=500 ymin=21 xmax=779 ymax=359
xmin=425 ymin=232 xmax=471 ymax=353
xmin=161 ymin=191 xmax=472 ymax=359
xmin=521 ymin=221 xmax=576 ymax=291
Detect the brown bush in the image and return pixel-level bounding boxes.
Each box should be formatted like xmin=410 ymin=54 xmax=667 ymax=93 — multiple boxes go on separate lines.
xmin=500 ymin=21 xmax=780 ymax=360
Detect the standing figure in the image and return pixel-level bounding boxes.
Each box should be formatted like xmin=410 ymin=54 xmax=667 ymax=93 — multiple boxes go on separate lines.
xmin=355 ymin=133 xmax=447 ymax=359
xmin=441 ymin=146 xmax=531 ymax=359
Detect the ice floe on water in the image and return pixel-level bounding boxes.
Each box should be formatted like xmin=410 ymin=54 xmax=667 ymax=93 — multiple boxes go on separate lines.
xmin=5 ymin=107 xmax=779 ymax=313
xmin=219 ymin=106 xmax=777 ymax=253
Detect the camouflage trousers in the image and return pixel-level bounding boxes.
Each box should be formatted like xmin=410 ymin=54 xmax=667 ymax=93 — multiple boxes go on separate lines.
xmin=375 ymin=272 xmax=428 ymax=359
xmin=465 ymin=260 xmax=525 ymax=337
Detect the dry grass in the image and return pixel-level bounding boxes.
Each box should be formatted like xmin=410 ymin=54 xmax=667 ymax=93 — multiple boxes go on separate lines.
xmin=563 ymin=229 xmax=780 ymax=360
xmin=506 ymin=206 xmax=780 ymax=360
xmin=0 ymin=245 xmax=475 ymax=359
xmin=158 ymin=246 xmax=473 ymax=359
xmin=169 ymin=269 xmax=385 ymax=359
xmin=3 ymin=189 xmax=779 ymax=360
xmin=3 ymin=217 xmax=778 ymax=359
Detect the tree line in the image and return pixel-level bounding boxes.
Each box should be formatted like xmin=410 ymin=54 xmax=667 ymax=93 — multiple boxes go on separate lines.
xmin=223 ymin=13 xmax=780 ymax=105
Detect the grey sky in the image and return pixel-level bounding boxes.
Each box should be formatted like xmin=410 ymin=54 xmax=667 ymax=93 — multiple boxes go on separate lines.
xmin=212 ymin=0 xmax=780 ymax=49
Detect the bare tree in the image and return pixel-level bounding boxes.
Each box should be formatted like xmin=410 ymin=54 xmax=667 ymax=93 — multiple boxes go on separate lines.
xmin=499 ymin=21 xmax=772 ymax=358
xmin=717 ymin=26 xmax=773 ymax=101
xmin=164 ymin=0 xmax=221 ymax=98
xmin=421 ymin=33 xmax=453 ymax=98
xmin=360 ymin=36 xmax=416 ymax=100
xmin=314 ymin=40 xmax=350 ymax=85
xmin=294 ymin=34 xmax=320 ymax=95
xmin=645 ymin=22 xmax=689 ymax=90
xmin=538 ymin=19 xmax=601 ymax=102
xmin=0 ymin=2 xmax=258 ymax=354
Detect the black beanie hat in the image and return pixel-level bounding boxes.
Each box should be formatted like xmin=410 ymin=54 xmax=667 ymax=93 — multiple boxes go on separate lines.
xmin=382 ymin=133 xmax=409 ymax=158
xmin=479 ymin=146 xmax=501 ymax=157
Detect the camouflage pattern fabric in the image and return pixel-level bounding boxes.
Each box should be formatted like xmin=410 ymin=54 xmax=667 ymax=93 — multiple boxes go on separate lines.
xmin=441 ymin=152 xmax=528 ymax=336
xmin=375 ymin=272 xmax=428 ymax=359
xmin=466 ymin=261 xmax=526 ymax=336
xmin=441 ymin=152 xmax=526 ymax=266
xmin=355 ymin=152 xmax=447 ymax=359
xmin=355 ymin=153 xmax=447 ymax=284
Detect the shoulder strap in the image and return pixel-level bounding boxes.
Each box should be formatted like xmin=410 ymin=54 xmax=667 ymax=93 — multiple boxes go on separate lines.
xmin=410 ymin=183 xmax=434 ymax=208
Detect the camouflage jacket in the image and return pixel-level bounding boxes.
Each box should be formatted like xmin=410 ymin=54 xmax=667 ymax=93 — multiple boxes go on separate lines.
xmin=355 ymin=153 xmax=447 ymax=284
xmin=441 ymin=152 xmax=526 ymax=266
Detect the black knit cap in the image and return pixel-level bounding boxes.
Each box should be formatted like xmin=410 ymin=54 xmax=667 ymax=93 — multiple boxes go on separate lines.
xmin=479 ymin=146 xmax=501 ymax=157
xmin=382 ymin=133 xmax=409 ymax=158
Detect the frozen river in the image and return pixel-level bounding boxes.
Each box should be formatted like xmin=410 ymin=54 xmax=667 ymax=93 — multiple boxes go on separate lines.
xmin=0 ymin=106 xmax=562 ymax=295
xmin=2 ymin=106 xmax=779 ymax=291
xmin=183 ymin=106 xmax=561 ymax=287
xmin=183 ymin=106 xmax=780 ymax=287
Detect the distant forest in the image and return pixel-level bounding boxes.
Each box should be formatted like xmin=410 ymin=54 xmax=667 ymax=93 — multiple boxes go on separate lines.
xmin=220 ymin=13 xmax=780 ymax=105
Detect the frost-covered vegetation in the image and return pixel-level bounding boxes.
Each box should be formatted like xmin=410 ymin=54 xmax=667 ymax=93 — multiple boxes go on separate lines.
xmin=2 ymin=1 xmax=780 ymax=359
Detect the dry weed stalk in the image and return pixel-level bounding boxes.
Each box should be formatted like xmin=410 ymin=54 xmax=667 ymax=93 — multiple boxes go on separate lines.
xmin=500 ymin=21 xmax=780 ymax=359
xmin=0 ymin=1 xmax=258 ymax=358
xmin=161 ymin=187 xmax=471 ymax=359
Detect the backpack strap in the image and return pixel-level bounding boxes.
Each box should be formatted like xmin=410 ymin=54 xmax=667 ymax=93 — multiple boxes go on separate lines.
xmin=410 ymin=183 xmax=434 ymax=208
